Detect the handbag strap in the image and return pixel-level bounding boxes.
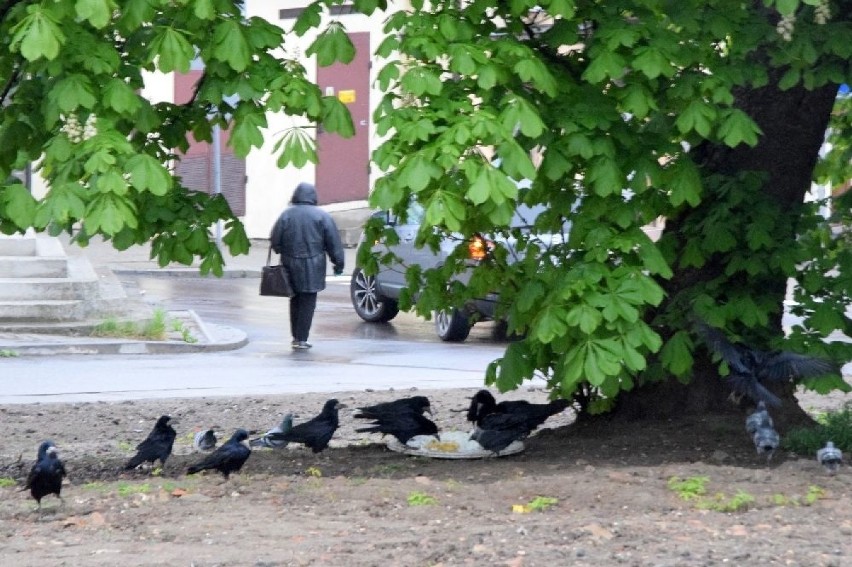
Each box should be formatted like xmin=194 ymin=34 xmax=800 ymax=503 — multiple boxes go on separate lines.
xmin=266 ymin=244 xmax=274 ymax=267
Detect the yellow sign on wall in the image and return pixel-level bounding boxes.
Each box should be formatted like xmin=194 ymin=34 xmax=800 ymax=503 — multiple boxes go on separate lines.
xmin=338 ymin=90 xmax=356 ymax=104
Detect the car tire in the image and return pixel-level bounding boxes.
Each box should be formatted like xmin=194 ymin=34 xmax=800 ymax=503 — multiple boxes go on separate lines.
xmin=350 ymin=268 xmax=399 ymax=323
xmin=435 ymin=309 xmax=471 ymax=342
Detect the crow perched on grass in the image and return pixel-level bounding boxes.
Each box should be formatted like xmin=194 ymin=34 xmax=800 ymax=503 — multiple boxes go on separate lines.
xmin=265 ymin=399 xmax=345 ymax=453
xmin=25 ymin=440 xmax=66 ymax=510
xmin=695 ymin=320 xmax=838 ymax=407
xmin=355 ymin=411 xmax=439 ymax=445
xmin=124 ymin=415 xmax=177 ymax=470
xmin=193 ymin=429 xmax=217 ymax=452
xmin=187 ymin=429 xmax=251 ymax=480
xmin=250 ymin=413 xmax=294 ymax=449
xmin=353 ymin=396 xmax=432 ymax=421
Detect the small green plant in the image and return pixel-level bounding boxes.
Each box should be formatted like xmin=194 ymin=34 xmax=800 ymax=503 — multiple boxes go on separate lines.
xmin=668 ymin=476 xmax=709 ymax=501
xmin=117 ymin=482 xmax=151 ymax=497
xmin=0 ymin=349 xmax=19 ymax=358
xmin=0 ymin=477 xmax=17 ymax=488
xmin=91 ymin=309 xmax=168 ymax=340
xmin=527 ymin=496 xmax=558 ymax=512
xmin=784 ymin=406 xmax=852 ymax=454
xmin=772 ymin=493 xmax=790 ymax=506
xmin=407 ymin=491 xmax=437 ymax=506
xmin=118 ymin=441 xmax=134 ymax=452
xmin=805 ymin=485 xmax=825 ymax=505
xmin=697 ymin=490 xmax=755 ymax=512
xmin=82 ymin=481 xmax=106 ymax=491
xmin=180 ymin=327 xmax=198 ymax=343
xmin=305 ymin=466 xmax=322 ymax=478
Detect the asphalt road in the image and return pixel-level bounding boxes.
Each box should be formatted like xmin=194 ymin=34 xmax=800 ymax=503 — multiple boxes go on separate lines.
xmin=1 ymin=275 xmax=515 ymax=404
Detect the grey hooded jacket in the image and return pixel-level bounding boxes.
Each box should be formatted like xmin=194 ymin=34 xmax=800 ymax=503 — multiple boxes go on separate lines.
xmin=270 ymin=183 xmax=345 ymax=293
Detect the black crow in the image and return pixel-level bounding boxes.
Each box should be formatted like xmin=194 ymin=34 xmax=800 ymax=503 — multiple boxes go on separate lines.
xmin=467 ymin=389 xmax=569 ymax=433
xmin=355 ymin=412 xmax=439 ymax=445
xmin=250 ymin=413 xmax=293 ymax=449
xmin=470 ymin=424 xmax=528 ymax=455
xmin=193 ymin=429 xmax=217 ymax=452
xmin=817 ymin=441 xmax=843 ymax=475
xmin=353 ymin=396 xmax=432 ymax=421
xmin=25 ymin=440 xmax=66 ymax=510
xmin=187 ymin=429 xmax=251 ymax=479
xmin=695 ymin=320 xmax=838 ymax=407
xmin=266 ymin=399 xmax=345 ymax=453
xmin=124 ymin=415 xmax=177 ymax=470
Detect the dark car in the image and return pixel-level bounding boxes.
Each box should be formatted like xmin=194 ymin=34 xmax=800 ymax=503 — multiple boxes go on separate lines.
xmin=350 ymin=200 xmax=567 ymax=341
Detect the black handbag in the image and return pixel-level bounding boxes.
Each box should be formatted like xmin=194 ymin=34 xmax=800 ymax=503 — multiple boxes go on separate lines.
xmin=260 ymin=246 xmax=294 ymax=297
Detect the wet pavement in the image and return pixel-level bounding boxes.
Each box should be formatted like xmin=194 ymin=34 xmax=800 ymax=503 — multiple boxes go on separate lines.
xmin=0 ymin=236 xmax=516 ymax=404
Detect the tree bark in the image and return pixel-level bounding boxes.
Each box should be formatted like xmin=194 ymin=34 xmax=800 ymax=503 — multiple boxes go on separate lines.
xmin=615 ymin=68 xmax=840 ymax=428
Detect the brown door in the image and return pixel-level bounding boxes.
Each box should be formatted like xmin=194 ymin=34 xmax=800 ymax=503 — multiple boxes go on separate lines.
xmin=315 ymin=32 xmax=371 ymax=205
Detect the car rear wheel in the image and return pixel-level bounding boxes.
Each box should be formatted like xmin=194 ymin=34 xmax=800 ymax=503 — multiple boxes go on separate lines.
xmin=435 ymin=309 xmax=471 ymax=342
xmin=350 ymin=268 xmax=399 ymax=322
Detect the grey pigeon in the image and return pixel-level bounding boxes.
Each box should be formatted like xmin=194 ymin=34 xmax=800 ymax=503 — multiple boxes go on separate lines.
xmin=745 ymin=401 xmax=774 ymax=436
xmin=249 ymin=413 xmax=293 ymax=449
xmin=25 ymin=440 xmax=66 ymax=510
xmin=193 ymin=429 xmax=217 ymax=452
xmin=817 ymin=441 xmax=843 ymax=475
xmin=753 ymin=425 xmax=780 ymax=462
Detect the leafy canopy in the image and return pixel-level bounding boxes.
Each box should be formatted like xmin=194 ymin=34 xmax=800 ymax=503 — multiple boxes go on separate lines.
xmin=0 ymin=0 xmax=354 ymax=275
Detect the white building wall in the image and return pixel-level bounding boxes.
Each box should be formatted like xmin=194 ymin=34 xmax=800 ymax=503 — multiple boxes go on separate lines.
xmin=243 ymin=0 xmax=402 ymax=237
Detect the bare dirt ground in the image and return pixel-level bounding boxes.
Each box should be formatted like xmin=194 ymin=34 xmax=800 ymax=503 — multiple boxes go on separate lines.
xmin=1 ymin=386 xmax=851 ymax=567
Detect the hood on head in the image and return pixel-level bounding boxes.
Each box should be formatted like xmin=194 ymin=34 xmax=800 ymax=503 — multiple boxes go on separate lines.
xmin=291 ymin=182 xmax=318 ymax=205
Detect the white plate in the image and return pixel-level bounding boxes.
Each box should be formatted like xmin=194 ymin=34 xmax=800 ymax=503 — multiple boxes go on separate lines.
xmin=386 ymin=430 xmax=524 ymax=459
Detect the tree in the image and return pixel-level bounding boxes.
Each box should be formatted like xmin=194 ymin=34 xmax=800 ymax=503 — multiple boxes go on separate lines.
xmin=0 ymin=0 xmax=354 ymax=275
xmin=354 ymin=0 xmax=852 ymax=423
xmin=1 ymin=0 xmax=850 ymax=424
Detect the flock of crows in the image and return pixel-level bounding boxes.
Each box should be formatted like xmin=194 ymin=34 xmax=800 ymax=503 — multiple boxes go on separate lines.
xmin=21 ymin=320 xmax=848 ymax=512
xmin=22 ymin=389 xmax=570 ymax=511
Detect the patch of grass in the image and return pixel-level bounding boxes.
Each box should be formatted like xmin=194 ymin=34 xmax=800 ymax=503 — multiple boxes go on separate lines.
xmin=667 ymin=476 xmax=709 ymax=501
xmin=305 ymin=466 xmax=322 ymax=478
xmin=805 ymin=485 xmax=825 ymax=505
xmin=0 ymin=349 xmax=19 ymax=358
xmin=527 ymin=496 xmax=558 ymax=512
xmin=91 ymin=309 xmax=172 ymax=341
xmin=116 ymin=482 xmax=151 ymax=497
xmin=117 ymin=441 xmax=134 ymax=452
xmin=0 ymin=477 xmax=17 ymax=488
xmin=697 ymin=490 xmax=755 ymax=512
xmin=784 ymin=406 xmax=852 ymax=454
xmin=82 ymin=481 xmax=106 ymax=491
xmin=407 ymin=491 xmax=437 ymax=506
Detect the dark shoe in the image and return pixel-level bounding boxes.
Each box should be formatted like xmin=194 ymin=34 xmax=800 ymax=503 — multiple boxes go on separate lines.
xmin=292 ymin=341 xmax=312 ymax=350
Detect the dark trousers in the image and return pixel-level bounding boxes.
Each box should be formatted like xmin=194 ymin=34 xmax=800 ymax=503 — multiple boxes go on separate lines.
xmin=289 ymin=292 xmax=318 ymax=342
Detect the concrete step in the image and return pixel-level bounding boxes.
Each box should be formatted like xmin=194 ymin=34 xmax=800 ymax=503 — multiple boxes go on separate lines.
xmin=0 ymin=277 xmax=100 ymax=300
xmin=0 ymin=237 xmax=37 ymax=256
xmin=0 ymin=300 xmax=86 ymax=322
xmin=0 ymin=256 xmax=68 ymax=277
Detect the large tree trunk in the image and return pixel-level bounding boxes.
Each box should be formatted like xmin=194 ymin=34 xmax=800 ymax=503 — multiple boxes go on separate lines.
xmin=614 ymin=69 xmax=839 ymax=429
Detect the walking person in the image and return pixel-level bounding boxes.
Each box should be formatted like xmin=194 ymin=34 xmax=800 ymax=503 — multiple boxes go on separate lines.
xmin=270 ymin=182 xmax=345 ymax=350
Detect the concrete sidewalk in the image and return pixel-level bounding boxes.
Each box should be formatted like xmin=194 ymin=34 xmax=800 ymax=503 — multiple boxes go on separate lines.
xmin=0 ymin=208 xmax=367 ymax=355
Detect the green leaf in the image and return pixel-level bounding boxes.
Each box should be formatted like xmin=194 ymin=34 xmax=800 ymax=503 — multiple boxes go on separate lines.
xmin=321 ymin=97 xmax=355 ymax=137
xmin=149 ymin=27 xmax=194 ymax=74
xmin=230 ymin=108 xmax=267 ymax=156
xmin=306 ymin=21 xmax=356 ymax=66
xmin=493 ymin=342 xmax=535 ymax=391
xmin=401 ymin=67 xmax=443 ymax=96
xmin=632 ymin=47 xmax=671 ymax=79
xmin=401 ymin=155 xmax=442 ymax=192
xmin=50 ymin=76 xmax=97 ymax=112
xmin=76 ymin=0 xmax=114 ymax=29
xmin=775 ymin=0 xmax=799 ymax=15
xmin=675 ymin=100 xmax=716 ymax=138
xmin=126 ymin=154 xmax=172 ymax=196
xmin=213 ymin=20 xmax=252 ymax=72
xmin=582 ymin=49 xmax=626 ymax=84
xmin=565 ymin=303 xmax=602 ymax=334
xmin=587 ymin=157 xmax=622 ymax=196
xmin=660 ymin=331 xmax=694 ymax=377
xmin=103 ymin=79 xmax=141 ymax=114
xmin=2 ymin=184 xmax=37 ymax=228
xmin=666 ymin=159 xmax=702 ymax=207
xmin=532 ymin=306 xmax=568 ymax=344
xmin=718 ymin=109 xmax=762 ymax=147
xmin=85 ymin=193 xmax=138 ymax=235
xmin=11 ymin=9 xmax=65 ymax=61
xmin=275 ymin=127 xmax=317 ymax=168
xmin=193 ymin=0 xmax=217 ymax=19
